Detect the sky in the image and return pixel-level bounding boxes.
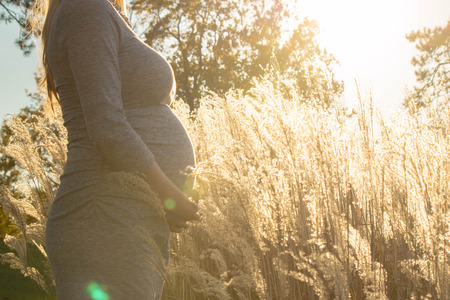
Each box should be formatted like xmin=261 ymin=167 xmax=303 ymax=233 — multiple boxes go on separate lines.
xmin=296 ymin=0 xmax=449 ymax=120
xmin=0 ymin=0 xmax=449 ymax=122
xmin=0 ymin=22 xmax=39 ymax=120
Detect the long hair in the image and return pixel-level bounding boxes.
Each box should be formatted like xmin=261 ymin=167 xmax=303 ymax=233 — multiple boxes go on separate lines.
xmin=38 ymin=0 xmax=127 ymax=108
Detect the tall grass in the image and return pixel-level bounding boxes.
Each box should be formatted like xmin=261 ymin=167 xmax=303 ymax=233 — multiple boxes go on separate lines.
xmin=0 ymin=108 xmax=65 ymax=297
xmin=1 ymin=77 xmax=449 ymax=299
xmin=168 ymin=77 xmax=449 ymax=299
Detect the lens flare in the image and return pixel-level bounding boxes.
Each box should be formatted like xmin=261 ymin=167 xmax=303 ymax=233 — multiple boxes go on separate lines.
xmin=164 ymin=198 xmax=176 ymax=210
xmin=87 ymin=282 xmax=110 ymax=300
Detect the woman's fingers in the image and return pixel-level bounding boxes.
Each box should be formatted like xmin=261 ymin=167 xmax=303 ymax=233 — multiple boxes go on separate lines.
xmin=192 ymin=212 xmax=201 ymax=221
xmin=165 ymin=211 xmax=192 ymax=233
xmin=168 ymin=224 xmax=183 ymax=233
xmin=168 ymin=222 xmax=188 ymax=233
xmin=174 ymin=220 xmax=189 ymax=229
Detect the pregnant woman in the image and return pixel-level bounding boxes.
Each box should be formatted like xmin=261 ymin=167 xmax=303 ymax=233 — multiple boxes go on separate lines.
xmin=40 ymin=0 xmax=200 ymax=298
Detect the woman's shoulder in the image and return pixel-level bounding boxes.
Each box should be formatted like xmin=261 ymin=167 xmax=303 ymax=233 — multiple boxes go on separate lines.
xmin=50 ymin=0 xmax=124 ymax=42
xmin=55 ymin=0 xmax=117 ymax=24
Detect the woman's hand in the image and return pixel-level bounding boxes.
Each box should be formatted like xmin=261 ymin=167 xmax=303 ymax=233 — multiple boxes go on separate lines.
xmin=165 ymin=211 xmax=198 ymax=233
xmin=143 ymin=161 xmax=200 ymax=230
xmin=163 ymin=194 xmax=200 ymax=233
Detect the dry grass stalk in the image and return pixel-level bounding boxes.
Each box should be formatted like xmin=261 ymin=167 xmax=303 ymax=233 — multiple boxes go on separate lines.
xmin=1 ymin=78 xmax=448 ymax=299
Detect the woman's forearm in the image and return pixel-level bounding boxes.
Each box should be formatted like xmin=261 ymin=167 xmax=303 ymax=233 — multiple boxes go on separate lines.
xmin=143 ymin=161 xmax=198 ymax=220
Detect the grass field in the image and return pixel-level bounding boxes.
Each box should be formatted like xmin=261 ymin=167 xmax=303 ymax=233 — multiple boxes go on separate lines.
xmin=1 ymin=77 xmax=449 ymax=299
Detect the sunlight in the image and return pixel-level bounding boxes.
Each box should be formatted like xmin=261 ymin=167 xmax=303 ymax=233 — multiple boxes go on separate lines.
xmin=304 ymin=0 xmax=402 ymax=70
xmin=286 ymin=0 xmax=420 ymax=117
xmin=299 ymin=0 xmax=395 ymax=44
xmin=296 ymin=0 xmax=405 ymax=72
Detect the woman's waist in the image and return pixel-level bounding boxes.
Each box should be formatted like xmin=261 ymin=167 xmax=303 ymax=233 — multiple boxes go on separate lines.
xmin=51 ymin=169 xmax=165 ymax=222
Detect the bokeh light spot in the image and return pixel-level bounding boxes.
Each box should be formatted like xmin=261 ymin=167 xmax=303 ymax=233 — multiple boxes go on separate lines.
xmin=87 ymin=282 xmax=110 ymax=300
xmin=164 ymin=198 xmax=176 ymax=210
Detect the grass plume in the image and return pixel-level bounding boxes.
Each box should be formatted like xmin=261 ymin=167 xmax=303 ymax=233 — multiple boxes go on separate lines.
xmin=1 ymin=77 xmax=449 ymax=299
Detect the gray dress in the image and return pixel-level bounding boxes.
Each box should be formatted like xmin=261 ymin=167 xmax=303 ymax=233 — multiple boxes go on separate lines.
xmin=45 ymin=0 xmax=196 ymax=298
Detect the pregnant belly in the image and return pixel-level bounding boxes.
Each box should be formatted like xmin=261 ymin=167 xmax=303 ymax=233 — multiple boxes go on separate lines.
xmin=126 ymin=104 xmax=196 ymax=190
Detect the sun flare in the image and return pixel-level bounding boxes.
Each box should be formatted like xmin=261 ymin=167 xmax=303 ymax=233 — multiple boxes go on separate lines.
xmin=286 ymin=0 xmax=422 ymax=115
xmin=291 ymin=0 xmax=403 ymax=58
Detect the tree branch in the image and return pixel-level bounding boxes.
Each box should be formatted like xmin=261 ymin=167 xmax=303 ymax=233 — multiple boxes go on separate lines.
xmin=430 ymin=61 xmax=450 ymax=85
xmin=0 ymin=1 xmax=25 ymax=27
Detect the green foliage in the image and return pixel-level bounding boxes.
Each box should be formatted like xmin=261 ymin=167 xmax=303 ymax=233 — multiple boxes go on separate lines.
xmin=276 ymin=18 xmax=343 ymax=108
xmin=405 ymin=20 xmax=449 ymax=110
xmin=131 ymin=0 xmax=342 ymax=109
xmin=0 ymin=206 xmax=19 ymax=238
xmin=0 ymin=239 xmax=56 ymax=299
xmin=2 ymin=0 xmax=343 ymax=109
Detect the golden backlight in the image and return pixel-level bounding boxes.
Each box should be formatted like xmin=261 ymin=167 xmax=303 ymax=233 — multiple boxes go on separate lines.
xmin=286 ymin=0 xmax=426 ymax=116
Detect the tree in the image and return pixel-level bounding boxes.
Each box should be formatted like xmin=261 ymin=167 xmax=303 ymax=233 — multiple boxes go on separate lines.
xmin=276 ymin=18 xmax=343 ymax=108
xmin=2 ymin=0 xmax=343 ymax=109
xmin=131 ymin=0 xmax=342 ymax=109
xmin=404 ymin=20 xmax=449 ymax=109
xmin=0 ymin=0 xmax=37 ymax=55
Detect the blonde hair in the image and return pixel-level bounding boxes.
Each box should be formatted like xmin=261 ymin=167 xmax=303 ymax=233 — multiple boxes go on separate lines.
xmin=38 ymin=0 xmax=127 ymax=108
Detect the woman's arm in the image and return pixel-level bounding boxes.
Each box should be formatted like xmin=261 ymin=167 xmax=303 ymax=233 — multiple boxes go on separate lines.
xmin=60 ymin=0 xmax=154 ymax=172
xmin=144 ymin=161 xmax=200 ymax=224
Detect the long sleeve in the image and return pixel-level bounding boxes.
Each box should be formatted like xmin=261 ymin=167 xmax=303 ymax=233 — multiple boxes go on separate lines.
xmin=58 ymin=0 xmax=154 ymax=172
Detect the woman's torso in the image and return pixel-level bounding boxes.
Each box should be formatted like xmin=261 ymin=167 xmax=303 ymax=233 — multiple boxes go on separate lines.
xmin=47 ymin=0 xmax=195 ymax=204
